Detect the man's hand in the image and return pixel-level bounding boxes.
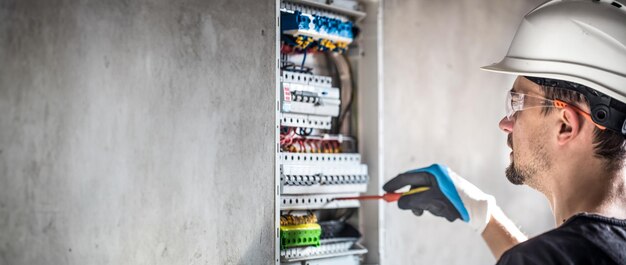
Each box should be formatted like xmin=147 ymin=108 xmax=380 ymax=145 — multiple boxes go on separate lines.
xmin=383 ymin=164 xmax=496 ymax=233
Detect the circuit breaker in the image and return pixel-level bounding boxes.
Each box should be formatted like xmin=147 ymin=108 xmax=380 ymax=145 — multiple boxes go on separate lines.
xmin=275 ymin=1 xmax=371 ymax=264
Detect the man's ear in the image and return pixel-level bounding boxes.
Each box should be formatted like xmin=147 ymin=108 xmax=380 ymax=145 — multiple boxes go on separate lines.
xmin=557 ymin=107 xmax=581 ymax=145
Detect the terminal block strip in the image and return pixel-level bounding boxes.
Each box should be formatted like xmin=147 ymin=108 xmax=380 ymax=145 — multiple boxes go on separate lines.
xmin=280 ymin=0 xmax=366 ymax=22
xmin=279 ymin=153 xmax=367 ymax=194
xmin=281 ymin=71 xmax=333 ymax=87
xmin=280 ymin=113 xmax=332 ymax=130
xmin=281 ymin=240 xmax=367 ymax=263
xmin=279 ymin=153 xmax=361 ymax=165
xmin=280 ymin=0 xmax=363 ymax=53
xmin=281 ymin=10 xmax=353 ymax=44
xmin=281 ymin=223 xmax=322 ymax=250
xmin=282 ymin=163 xmax=367 ymax=179
xmin=281 ymin=193 xmax=359 ymax=210
xmin=280 ymin=153 xmax=368 ymax=194
xmin=282 ymin=255 xmax=359 ymax=265
xmin=280 ymin=173 xmax=368 ymax=194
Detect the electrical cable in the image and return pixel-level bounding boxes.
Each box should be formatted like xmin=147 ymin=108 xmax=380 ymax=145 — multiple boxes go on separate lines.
xmin=301 ymin=50 xmax=307 ymax=70
xmin=338 ymin=53 xmax=356 ymax=136
xmin=280 ymin=46 xmax=313 ymax=74
xmin=327 ymin=52 xmax=355 ymax=135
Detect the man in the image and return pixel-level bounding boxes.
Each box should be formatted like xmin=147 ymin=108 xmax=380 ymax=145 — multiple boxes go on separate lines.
xmin=383 ymin=0 xmax=626 ymax=263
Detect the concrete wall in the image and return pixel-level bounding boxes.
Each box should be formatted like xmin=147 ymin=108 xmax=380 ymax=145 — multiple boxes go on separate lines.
xmin=382 ymin=0 xmax=553 ymax=264
xmin=0 ymin=1 xmax=275 ymax=264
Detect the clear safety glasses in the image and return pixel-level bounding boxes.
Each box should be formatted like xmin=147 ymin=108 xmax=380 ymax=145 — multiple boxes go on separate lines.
xmin=505 ymin=91 xmax=606 ymax=130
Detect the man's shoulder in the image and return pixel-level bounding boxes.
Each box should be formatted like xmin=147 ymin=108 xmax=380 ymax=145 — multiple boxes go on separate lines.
xmin=496 ymin=213 xmax=626 ymax=265
xmin=496 ymin=223 xmax=593 ymax=264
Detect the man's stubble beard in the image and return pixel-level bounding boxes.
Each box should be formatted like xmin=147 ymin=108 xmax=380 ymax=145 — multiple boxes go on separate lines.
xmin=505 ymin=133 xmax=551 ymax=186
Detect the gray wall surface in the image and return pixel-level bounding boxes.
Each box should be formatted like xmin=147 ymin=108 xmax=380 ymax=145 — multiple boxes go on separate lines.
xmin=382 ymin=0 xmax=552 ymax=264
xmin=0 ymin=1 xmax=275 ymax=264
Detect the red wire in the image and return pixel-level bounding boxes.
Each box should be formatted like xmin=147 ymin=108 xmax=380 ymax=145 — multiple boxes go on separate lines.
xmin=332 ymin=141 xmax=340 ymax=153
xmin=323 ymin=141 xmax=330 ymax=153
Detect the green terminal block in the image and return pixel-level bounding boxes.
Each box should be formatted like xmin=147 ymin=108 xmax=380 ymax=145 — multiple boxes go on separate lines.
xmin=280 ymin=223 xmax=321 ymax=249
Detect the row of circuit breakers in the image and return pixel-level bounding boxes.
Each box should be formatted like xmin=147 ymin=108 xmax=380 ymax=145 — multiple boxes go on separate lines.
xmin=278 ymin=2 xmax=368 ymax=265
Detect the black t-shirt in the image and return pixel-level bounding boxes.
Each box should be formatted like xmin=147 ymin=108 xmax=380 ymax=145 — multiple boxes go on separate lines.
xmin=496 ymin=213 xmax=626 ymax=265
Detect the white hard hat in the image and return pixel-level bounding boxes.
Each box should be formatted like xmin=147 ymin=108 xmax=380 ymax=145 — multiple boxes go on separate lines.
xmin=482 ymin=0 xmax=626 ymax=135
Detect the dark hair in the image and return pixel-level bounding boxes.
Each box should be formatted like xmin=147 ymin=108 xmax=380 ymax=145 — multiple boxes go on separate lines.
xmin=539 ymin=86 xmax=626 ymax=172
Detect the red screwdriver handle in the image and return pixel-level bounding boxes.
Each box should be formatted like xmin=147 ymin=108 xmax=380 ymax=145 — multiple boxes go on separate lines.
xmin=381 ymin=193 xmax=402 ymax=202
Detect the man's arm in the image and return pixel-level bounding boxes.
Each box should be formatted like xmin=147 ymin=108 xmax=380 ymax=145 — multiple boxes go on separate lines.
xmin=383 ymin=164 xmax=528 ymax=260
xmin=482 ymin=206 xmax=528 ymax=259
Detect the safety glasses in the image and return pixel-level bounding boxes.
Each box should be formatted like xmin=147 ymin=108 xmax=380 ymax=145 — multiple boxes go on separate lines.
xmin=505 ymin=91 xmax=606 ymax=130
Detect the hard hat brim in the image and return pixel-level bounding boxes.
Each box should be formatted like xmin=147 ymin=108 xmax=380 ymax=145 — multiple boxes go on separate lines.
xmin=481 ymin=57 xmax=626 ymax=104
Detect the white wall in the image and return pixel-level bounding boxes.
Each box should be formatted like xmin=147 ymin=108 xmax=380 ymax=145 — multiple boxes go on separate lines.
xmin=382 ymin=0 xmax=553 ymax=264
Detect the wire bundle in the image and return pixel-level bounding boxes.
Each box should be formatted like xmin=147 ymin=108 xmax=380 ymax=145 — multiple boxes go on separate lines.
xmin=280 ymin=127 xmax=343 ymax=153
xmin=283 ymin=35 xmax=349 ymax=54
xmin=280 ymin=213 xmax=318 ymax=226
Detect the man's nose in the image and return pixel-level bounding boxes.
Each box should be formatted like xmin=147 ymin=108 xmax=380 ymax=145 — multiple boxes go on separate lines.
xmin=499 ymin=116 xmax=514 ymax=133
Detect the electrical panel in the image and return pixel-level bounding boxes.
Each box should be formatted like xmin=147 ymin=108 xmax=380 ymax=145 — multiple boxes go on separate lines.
xmin=275 ymin=1 xmax=369 ymax=264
